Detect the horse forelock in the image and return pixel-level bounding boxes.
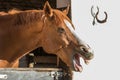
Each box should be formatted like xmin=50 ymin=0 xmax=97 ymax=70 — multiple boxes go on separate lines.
xmin=63 ymin=15 xmax=75 ymax=30
xmin=54 ymin=10 xmax=75 ymax=32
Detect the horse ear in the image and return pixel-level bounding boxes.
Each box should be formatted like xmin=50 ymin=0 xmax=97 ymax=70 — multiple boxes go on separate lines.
xmin=63 ymin=5 xmax=70 ymax=15
xmin=43 ymin=1 xmax=53 ymax=17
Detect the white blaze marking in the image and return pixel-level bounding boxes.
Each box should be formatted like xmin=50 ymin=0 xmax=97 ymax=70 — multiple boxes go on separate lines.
xmin=64 ymin=20 xmax=93 ymax=52
xmin=64 ymin=19 xmax=75 ymax=33
xmin=64 ymin=19 xmax=86 ymax=45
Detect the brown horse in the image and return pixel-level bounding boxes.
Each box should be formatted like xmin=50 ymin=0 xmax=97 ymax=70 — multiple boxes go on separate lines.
xmin=0 ymin=1 xmax=93 ymax=72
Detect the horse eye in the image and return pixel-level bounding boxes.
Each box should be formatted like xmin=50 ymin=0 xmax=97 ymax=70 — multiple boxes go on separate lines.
xmin=58 ymin=28 xmax=65 ymax=33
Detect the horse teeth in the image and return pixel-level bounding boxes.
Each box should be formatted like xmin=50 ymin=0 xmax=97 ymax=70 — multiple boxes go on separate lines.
xmin=85 ymin=60 xmax=90 ymax=65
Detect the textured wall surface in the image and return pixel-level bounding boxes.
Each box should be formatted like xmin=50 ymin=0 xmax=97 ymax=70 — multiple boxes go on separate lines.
xmin=0 ymin=0 xmax=71 ymax=17
xmin=0 ymin=0 xmax=56 ymax=11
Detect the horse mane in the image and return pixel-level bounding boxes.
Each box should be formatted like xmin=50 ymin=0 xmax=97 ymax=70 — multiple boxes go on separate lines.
xmin=0 ymin=9 xmax=20 ymax=15
xmin=0 ymin=9 xmax=43 ymax=26
xmin=8 ymin=8 xmax=21 ymax=14
xmin=13 ymin=10 xmax=43 ymax=26
xmin=14 ymin=9 xmax=74 ymax=27
xmin=0 ymin=8 xmax=74 ymax=29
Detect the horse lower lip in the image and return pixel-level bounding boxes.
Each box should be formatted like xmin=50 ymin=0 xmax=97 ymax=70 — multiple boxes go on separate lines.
xmin=73 ymin=60 xmax=83 ymax=72
xmin=73 ymin=54 xmax=83 ymax=72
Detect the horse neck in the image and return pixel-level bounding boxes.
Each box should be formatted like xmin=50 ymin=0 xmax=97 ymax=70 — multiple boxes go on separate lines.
xmin=0 ymin=10 xmax=45 ymax=63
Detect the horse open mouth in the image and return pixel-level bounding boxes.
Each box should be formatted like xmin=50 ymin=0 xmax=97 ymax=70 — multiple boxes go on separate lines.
xmin=73 ymin=53 xmax=90 ymax=72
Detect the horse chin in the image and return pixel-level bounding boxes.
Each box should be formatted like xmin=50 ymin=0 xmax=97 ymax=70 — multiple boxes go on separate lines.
xmin=73 ymin=53 xmax=90 ymax=72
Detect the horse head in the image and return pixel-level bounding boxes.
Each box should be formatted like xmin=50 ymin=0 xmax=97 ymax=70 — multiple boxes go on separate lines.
xmin=40 ymin=1 xmax=94 ymax=72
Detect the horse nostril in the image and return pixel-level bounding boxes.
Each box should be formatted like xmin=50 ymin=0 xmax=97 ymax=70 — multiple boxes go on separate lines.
xmin=80 ymin=47 xmax=88 ymax=53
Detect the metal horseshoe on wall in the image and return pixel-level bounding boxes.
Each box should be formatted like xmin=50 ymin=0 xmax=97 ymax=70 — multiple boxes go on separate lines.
xmin=91 ymin=6 xmax=108 ymax=25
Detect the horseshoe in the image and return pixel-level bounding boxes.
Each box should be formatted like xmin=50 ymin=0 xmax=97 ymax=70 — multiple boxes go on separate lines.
xmin=95 ymin=7 xmax=108 ymax=23
xmin=91 ymin=6 xmax=108 ymax=25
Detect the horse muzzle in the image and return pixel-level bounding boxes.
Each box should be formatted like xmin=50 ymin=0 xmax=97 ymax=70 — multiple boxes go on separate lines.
xmin=72 ymin=44 xmax=94 ymax=72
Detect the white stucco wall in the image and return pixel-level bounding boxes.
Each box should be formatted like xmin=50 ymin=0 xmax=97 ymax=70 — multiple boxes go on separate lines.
xmin=72 ymin=0 xmax=120 ymax=80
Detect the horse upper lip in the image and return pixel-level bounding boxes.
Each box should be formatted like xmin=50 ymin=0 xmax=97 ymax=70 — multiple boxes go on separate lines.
xmin=76 ymin=46 xmax=94 ymax=60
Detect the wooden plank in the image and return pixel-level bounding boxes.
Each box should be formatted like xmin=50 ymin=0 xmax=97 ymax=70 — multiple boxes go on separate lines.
xmin=0 ymin=68 xmax=63 ymax=80
xmin=0 ymin=68 xmax=62 ymax=71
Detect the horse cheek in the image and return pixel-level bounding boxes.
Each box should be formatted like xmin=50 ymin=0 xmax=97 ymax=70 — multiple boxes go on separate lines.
xmin=62 ymin=38 xmax=69 ymax=47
